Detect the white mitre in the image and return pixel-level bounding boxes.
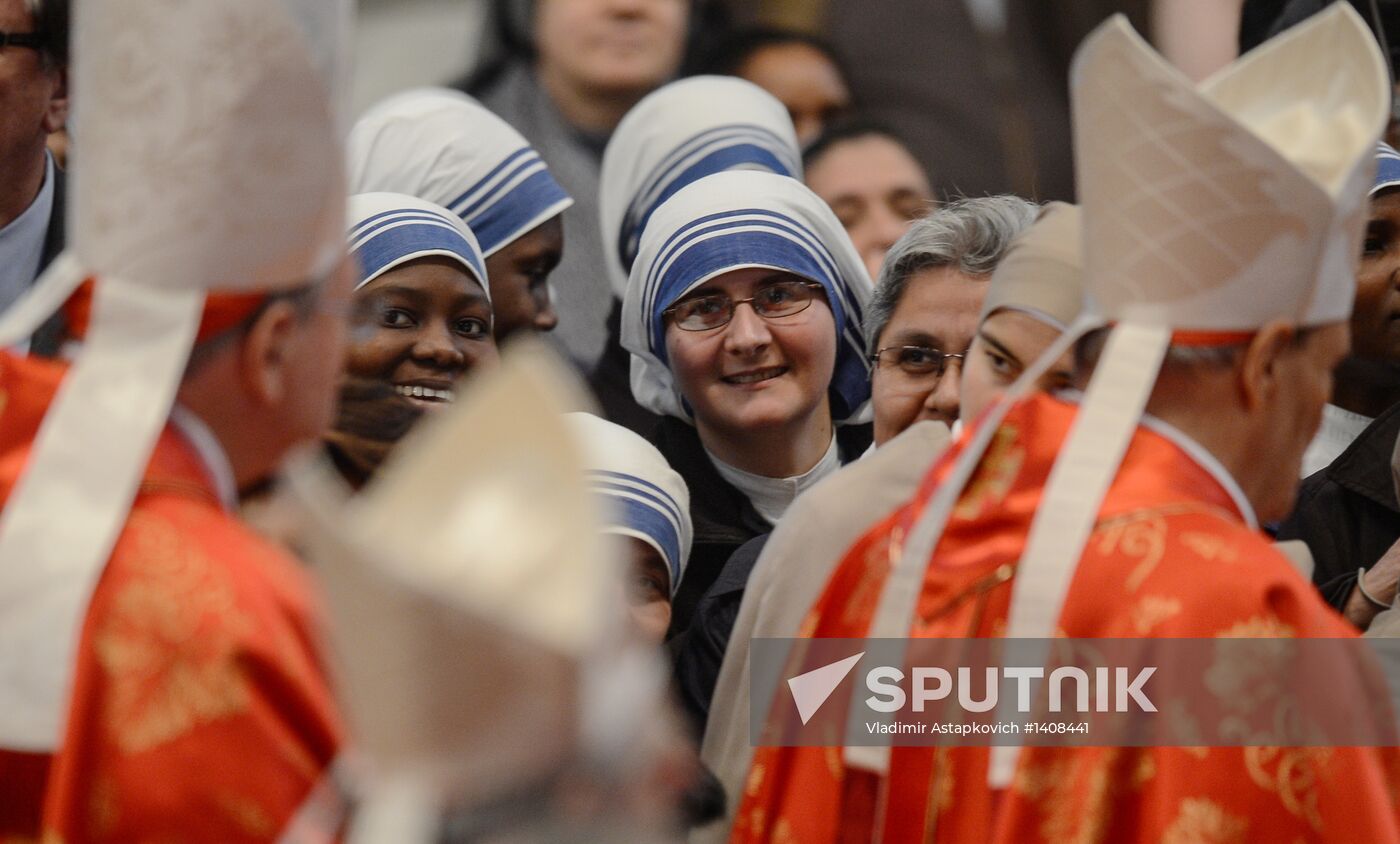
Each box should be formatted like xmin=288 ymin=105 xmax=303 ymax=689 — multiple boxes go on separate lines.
xmin=289 ymin=343 xmax=672 ymax=842
xmin=0 ymin=0 xmax=351 ymax=752
xmin=848 ymin=4 xmax=1389 ymax=782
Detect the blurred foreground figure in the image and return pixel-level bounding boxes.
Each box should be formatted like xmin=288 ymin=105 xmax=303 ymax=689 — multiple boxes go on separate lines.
xmin=732 ymin=8 xmax=1400 ymax=842
xmin=290 ymin=344 xmax=689 ymax=843
xmin=0 ymin=0 xmax=353 ymax=839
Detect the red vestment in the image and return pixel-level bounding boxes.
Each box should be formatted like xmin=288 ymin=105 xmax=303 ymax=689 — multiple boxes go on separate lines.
xmin=0 ymin=351 xmax=344 ymax=843
xmin=733 ymin=394 xmax=1400 ymax=843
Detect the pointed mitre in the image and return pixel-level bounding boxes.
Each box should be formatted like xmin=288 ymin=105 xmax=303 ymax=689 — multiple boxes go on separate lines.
xmin=1074 ymin=6 xmax=1387 ymax=332
xmin=288 ymin=342 xmax=626 ymax=813
xmin=846 ymin=5 xmax=1390 ymax=782
xmin=0 ymin=0 xmax=350 ymax=750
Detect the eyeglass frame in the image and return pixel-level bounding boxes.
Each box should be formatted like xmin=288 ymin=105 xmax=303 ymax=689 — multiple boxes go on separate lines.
xmin=662 ymin=279 xmax=828 ymax=332
xmin=867 ymin=344 xmax=967 ymax=380
xmin=0 ymin=31 xmax=45 ymax=52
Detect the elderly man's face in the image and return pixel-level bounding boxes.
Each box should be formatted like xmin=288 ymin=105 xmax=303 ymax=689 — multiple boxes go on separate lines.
xmin=870 ymin=266 xmax=987 ymax=445
xmin=0 ymin=0 xmax=65 ymax=190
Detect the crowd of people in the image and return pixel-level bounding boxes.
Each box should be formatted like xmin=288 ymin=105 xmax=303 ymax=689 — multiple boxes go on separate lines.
xmin=1 ymin=0 xmax=1400 ymax=841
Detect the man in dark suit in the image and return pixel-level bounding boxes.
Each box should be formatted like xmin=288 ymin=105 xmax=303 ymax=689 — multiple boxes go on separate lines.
xmin=0 ymin=0 xmax=66 ymax=341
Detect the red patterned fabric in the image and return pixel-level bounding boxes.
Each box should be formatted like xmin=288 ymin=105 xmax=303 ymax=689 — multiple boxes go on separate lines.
xmin=0 ymin=351 xmax=344 ymax=843
xmin=733 ymin=393 xmax=1400 ymax=844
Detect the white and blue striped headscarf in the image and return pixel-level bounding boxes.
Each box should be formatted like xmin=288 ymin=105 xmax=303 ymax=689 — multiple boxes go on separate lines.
xmin=348 ymin=87 xmax=573 ymax=258
xmin=566 ymin=412 xmax=692 ymax=596
xmin=600 ymin=76 xmax=803 ymax=296
xmin=348 ymin=192 xmax=489 ymax=296
xmin=621 ymin=170 xmax=873 ymax=424
xmin=1374 ymin=141 xmax=1400 ymax=196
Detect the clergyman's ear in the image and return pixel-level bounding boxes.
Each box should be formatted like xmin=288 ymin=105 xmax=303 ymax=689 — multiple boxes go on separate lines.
xmin=42 ymin=66 xmax=68 ymax=135
xmin=239 ymin=299 xmax=301 ymax=408
xmin=1238 ymin=319 xmax=1297 ymax=412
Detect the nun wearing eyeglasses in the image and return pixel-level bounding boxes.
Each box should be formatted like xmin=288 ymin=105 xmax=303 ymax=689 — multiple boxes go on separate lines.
xmin=326 ymin=192 xmax=498 ymax=488
xmin=622 ymin=169 xmax=874 ymax=634
xmin=593 ymin=75 xmax=803 ymax=435
xmin=348 ymin=87 xmax=572 ymax=342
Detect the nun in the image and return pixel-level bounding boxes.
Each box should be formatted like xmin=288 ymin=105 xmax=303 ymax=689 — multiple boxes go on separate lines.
xmin=328 ymin=192 xmax=498 ymax=487
xmin=594 ymin=75 xmax=804 ymax=433
xmin=567 ymin=411 xmax=693 ymax=645
xmin=348 ymin=87 xmax=572 ymax=341
xmin=622 ymin=169 xmax=874 ymax=633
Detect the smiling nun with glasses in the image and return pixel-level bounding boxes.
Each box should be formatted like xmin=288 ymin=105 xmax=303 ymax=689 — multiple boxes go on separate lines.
xmin=621 ymin=169 xmax=874 ymax=634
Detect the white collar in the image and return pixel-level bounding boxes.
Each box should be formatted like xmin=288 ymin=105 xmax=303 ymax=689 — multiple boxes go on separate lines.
xmin=1055 ymin=390 xmax=1257 ymax=528
xmin=1135 ymin=412 xmax=1258 ymax=529
xmin=168 ymin=405 xmax=238 ymax=512
xmin=709 ymin=435 xmax=841 ymax=525
xmin=1300 ymin=403 xmax=1373 ymax=478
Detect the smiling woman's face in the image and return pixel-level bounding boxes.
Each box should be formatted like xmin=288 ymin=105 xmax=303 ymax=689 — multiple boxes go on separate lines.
xmin=663 ymin=267 xmax=836 ymax=444
xmin=343 ymin=255 xmax=499 ymax=413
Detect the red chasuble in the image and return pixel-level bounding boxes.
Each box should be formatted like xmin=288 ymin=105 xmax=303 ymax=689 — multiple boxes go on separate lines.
xmin=0 ymin=351 xmax=344 ymax=843
xmin=733 ymin=393 xmax=1400 ymax=844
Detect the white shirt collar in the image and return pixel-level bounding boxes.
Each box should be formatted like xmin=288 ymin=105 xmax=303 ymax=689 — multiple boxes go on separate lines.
xmin=709 ymin=435 xmax=841 ymax=525
xmin=1055 ymin=389 xmax=1258 ymax=529
xmin=0 ymin=153 xmax=55 ymax=316
xmin=1136 ymin=411 xmax=1258 ymax=529
xmin=168 ymin=405 xmax=238 ymax=512
xmin=1299 ymin=403 xmax=1372 ymax=478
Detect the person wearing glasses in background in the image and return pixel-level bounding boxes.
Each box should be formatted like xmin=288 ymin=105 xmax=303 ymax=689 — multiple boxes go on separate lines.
xmin=864 ymin=196 xmax=1038 ymax=446
xmin=0 ymin=0 xmax=67 ymax=342
xmin=620 ymin=169 xmax=873 ymax=638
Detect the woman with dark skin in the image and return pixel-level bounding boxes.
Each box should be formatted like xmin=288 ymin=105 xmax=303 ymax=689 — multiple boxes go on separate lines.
xmin=349 ymin=87 xmax=573 ymax=342
xmin=328 ymin=192 xmax=499 ymax=487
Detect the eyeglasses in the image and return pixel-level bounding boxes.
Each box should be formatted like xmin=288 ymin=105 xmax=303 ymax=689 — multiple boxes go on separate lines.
xmin=0 ymin=31 xmax=44 ymax=51
xmin=868 ymin=345 xmax=966 ymax=381
xmin=664 ymin=280 xmax=826 ymax=332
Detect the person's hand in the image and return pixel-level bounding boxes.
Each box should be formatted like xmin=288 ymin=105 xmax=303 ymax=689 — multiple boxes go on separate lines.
xmin=1345 ymin=535 xmax=1400 ymax=630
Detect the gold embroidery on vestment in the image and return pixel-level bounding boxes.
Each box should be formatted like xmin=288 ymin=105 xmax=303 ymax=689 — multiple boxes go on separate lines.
xmin=1180 ymin=532 xmax=1240 ymax=564
xmin=1160 ymin=797 xmax=1248 ymax=844
xmin=93 ymin=511 xmax=253 ymax=754
xmin=1244 ymin=746 xmax=1328 ymax=832
xmin=954 ymin=424 xmax=1023 ymax=520
xmin=1130 ymin=595 xmax=1183 ymax=634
